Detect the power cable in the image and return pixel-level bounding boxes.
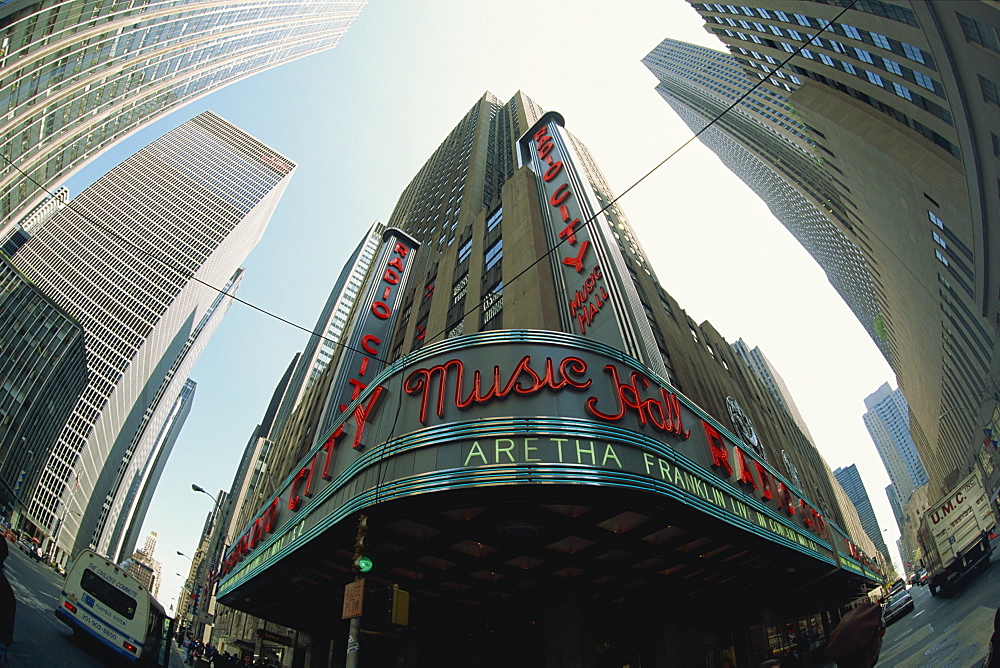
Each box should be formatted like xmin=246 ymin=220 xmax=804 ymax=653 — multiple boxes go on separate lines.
xmin=0 ymin=151 xmax=385 ymax=365
xmin=417 ymin=0 xmax=861 ymax=349
xmin=0 ymin=2 xmax=862 ymax=366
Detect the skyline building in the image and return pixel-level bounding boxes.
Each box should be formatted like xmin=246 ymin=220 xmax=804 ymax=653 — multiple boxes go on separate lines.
xmin=656 ymin=2 xmax=1000 ymax=512
xmin=0 ymin=254 xmax=87 ymax=529
xmin=124 ymin=530 xmax=162 ymax=598
xmin=863 ymin=382 xmax=929 ymax=507
xmin=8 ymin=111 xmax=296 ymax=565
xmin=269 ymin=221 xmax=385 ymax=438
xmin=886 ymin=483 xmax=904 ymax=533
xmin=732 ymin=337 xmax=814 ymax=442
xmin=210 ymin=91 xmax=883 ymax=666
xmin=0 ymin=0 xmax=365 ymax=231
xmin=834 ymin=463 xmax=890 ymax=565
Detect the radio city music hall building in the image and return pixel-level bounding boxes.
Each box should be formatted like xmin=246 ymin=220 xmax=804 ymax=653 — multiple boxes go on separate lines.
xmin=212 ymin=92 xmax=883 ymax=667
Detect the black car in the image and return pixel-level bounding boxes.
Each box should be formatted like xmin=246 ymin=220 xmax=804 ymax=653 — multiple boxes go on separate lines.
xmin=884 ymin=588 xmax=915 ymax=625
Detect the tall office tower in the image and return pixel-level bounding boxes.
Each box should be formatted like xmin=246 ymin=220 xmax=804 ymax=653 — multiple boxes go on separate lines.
xmin=9 ymin=111 xmax=296 ymax=565
xmin=886 ymin=483 xmax=904 ymax=532
xmin=663 ymin=2 xmax=1000 ymax=504
xmin=732 ymin=337 xmax=814 ymax=441
xmin=863 ymin=382 xmax=929 ymax=506
xmin=114 ymin=377 xmax=197 ymax=563
xmin=0 ymin=0 xmax=365 ymax=230
xmin=125 ymin=530 xmax=162 ymax=597
xmin=642 ymin=39 xmax=884 ymax=358
xmin=0 ymin=255 xmax=87 ymax=533
xmin=269 ymin=221 xmax=385 ymax=437
xmin=834 ymin=464 xmax=890 ymax=565
xmin=100 ymin=271 xmax=242 ymax=563
xmin=213 ymin=92 xmax=884 ymax=666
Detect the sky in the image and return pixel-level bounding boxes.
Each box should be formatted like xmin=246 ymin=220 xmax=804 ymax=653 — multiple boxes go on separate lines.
xmin=64 ymin=0 xmax=898 ymax=613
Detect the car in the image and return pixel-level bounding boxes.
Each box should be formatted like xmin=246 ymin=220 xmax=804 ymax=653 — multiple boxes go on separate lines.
xmin=918 ymin=569 xmax=929 ymax=586
xmin=17 ymin=536 xmax=42 ymax=561
xmin=884 ymin=588 xmax=915 ymax=625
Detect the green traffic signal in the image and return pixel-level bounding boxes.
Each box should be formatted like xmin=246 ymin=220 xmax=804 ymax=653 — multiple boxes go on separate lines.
xmin=356 ymin=555 xmax=374 ymax=573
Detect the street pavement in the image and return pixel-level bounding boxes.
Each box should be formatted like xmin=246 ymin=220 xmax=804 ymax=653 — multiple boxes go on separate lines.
xmin=3 ymin=532 xmax=998 ymax=666
xmin=879 ymin=536 xmax=1000 ymax=667
xmin=2 ymin=540 xmax=186 ymax=667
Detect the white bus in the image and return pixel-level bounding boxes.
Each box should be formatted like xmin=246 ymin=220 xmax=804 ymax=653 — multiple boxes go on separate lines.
xmin=55 ymin=549 xmax=173 ymax=665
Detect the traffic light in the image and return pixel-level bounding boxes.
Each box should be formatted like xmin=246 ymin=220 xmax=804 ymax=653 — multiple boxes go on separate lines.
xmin=352 ymin=514 xmax=374 ymax=573
xmin=191 ymin=584 xmax=202 ymax=615
xmin=367 ymin=584 xmax=410 ymax=628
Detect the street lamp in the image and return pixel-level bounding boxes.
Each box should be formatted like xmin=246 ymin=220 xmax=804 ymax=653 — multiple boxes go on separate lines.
xmin=191 ymin=484 xmax=218 ymax=505
xmin=177 ymin=551 xmax=191 ymax=560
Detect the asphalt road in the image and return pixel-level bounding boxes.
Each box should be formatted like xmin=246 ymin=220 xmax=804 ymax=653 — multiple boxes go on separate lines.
xmin=3 ymin=541 xmax=187 ymax=667
xmin=879 ymin=537 xmax=1000 ymax=667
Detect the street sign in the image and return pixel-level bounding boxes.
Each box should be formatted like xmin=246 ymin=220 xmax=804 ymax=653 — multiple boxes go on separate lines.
xmin=342 ymin=579 xmax=365 ymax=619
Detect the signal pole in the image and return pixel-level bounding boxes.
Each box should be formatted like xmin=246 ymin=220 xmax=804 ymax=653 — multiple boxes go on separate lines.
xmin=344 ymin=514 xmax=368 ymax=668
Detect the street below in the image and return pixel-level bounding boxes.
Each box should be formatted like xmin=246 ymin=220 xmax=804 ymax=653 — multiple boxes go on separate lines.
xmin=879 ymin=536 xmax=1000 ymax=667
xmin=3 ymin=542 xmax=184 ymax=667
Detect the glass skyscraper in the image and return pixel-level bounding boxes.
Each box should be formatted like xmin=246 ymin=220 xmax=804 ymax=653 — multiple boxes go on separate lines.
xmin=864 ymin=382 xmax=929 ymax=507
xmin=0 ymin=0 xmax=365 ymax=229
xmin=834 ymin=463 xmax=891 ymax=566
xmin=9 ymin=111 xmax=296 ymax=564
xmin=652 ymin=2 xmax=1000 ymax=508
xmin=0 ymin=254 xmax=87 ymax=530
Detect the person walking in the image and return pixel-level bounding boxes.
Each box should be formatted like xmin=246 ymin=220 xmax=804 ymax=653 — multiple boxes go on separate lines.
xmin=0 ymin=538 xmax=15 ymax=667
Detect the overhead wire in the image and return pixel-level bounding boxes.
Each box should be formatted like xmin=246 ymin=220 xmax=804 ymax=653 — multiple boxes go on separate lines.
xmin=0 ymin=0 xmax=862 ymax=371
xmin=4 ymin=2 xmax=895 ymax=517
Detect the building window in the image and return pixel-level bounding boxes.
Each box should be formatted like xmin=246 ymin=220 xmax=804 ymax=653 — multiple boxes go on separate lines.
xmin=929 ymin=210 xmax=944 ymax=229
xmin=484 ymin=238 xmax=502 ymax=271
xmin=932 ymin=231 xmax=947 ymax=249
xmin=913 ymin=71 xmax=935 ymax=91
xmin=855 ymin=47 xmax=874 ymax=63
xmin=841 ymin=24 xmax=862 ymax=40
xmin=447 ymin=321 xmax=464 ymax=339
xmin=901 ymin=42 xmax=925 ymax=64
xmin=979 ymin=74 xmax=1000 ymax=106
xmin=869 ymin=31 xmax=891 ymax=49
xmin=935 ymin=249 xmax=949 ymax=267
xmin=486 ymin=207 xmax=502 ymax=232
xmin=892 ymin=82 xmax=912 ymax=100
xmin=882 ymin=57 xmax=902 ymax=75
xmin=866 ymin=70 xmax=885 ymax=87
xmin=457 ymin=238 xmax=472 ymax=263
xmin=958 ymin=13 xmax=1000 ymax=54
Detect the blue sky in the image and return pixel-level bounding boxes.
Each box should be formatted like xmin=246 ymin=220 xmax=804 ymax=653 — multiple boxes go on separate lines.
xmin=65 ymin=0 xmax=896 ymax=612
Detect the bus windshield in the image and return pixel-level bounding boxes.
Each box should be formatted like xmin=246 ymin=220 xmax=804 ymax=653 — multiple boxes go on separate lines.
xmin=81 ymin=568 xmax=137 ymax=619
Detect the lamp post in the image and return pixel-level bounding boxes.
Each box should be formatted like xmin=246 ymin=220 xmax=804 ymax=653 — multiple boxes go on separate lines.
xmin=190 ymin=483 xmax=226 ymax=646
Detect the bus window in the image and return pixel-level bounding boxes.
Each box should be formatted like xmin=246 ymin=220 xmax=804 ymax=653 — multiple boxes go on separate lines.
xmin=81 ymin=569 xmax=137 ymax=619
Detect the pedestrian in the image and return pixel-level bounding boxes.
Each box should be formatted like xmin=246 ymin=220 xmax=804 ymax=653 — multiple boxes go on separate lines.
xmin=986 ymin=606 xmax=1000 ymax=668
xmin=821 ymin=602 xmax=885 ymax=667
xmin=0 ymin=538 xmax=15 ymax=667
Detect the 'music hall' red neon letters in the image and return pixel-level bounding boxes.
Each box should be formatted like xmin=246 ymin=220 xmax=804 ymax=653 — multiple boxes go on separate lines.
xmin=585 ymin=365 xmax=690 ymax=440
xmin=404 ymin=355 xmax=591 ymax=424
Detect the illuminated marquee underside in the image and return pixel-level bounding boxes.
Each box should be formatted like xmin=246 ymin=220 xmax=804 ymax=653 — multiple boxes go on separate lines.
xmin=218 ymin=331 xmax=881 ymax=594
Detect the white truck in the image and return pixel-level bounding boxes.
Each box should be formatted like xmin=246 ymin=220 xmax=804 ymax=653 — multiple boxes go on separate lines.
xmin=917 ymin=472 xmax=996 ymax=596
